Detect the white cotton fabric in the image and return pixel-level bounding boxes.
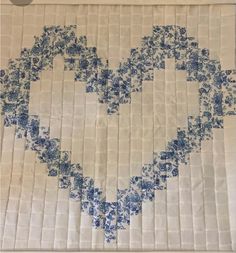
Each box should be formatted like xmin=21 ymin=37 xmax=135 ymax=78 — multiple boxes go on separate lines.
xmin=0 ymin=2 xmax=236 ymax=251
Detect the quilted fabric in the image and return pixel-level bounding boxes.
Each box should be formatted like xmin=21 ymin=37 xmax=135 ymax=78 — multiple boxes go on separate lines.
xmin=0 ymin=3 xmax=236 ymax=251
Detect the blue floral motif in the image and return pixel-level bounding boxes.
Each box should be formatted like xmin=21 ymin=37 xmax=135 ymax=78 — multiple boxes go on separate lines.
xmin=0 ymin=25 xmax=235 ymax=242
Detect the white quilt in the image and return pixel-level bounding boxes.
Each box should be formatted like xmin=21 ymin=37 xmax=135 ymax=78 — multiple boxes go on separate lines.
xmin=0 ymin=1 xmax=236 ymax=251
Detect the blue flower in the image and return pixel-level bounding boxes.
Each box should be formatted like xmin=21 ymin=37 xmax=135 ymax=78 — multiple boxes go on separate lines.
xmin=8 ymin=90 xmax=18 ymax=101
xmin=32 ymin=45 xmax=42 ymax=55
xmin=48 ymin=169 xmax=57 ymax=176
xmin=0 ymin=69 xmax=5 ymax=77
xmin=172 ymin=169 xmax=178 ymax=176
xmin=180 ymin=27 xmax=186 ymax=34
xmin=79 ymin=59 xmax=89 ymax=69
xmin=18 ymin=113 xmax=28 ymax=128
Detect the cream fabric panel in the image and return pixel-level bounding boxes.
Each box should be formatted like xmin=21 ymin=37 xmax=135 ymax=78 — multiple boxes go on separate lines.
xmin=0 ymin=3 xmax=235 ymax=251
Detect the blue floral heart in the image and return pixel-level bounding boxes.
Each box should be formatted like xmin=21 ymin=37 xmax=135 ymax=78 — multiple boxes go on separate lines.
xmin=0 ymin=25 xmax=235 ymax=242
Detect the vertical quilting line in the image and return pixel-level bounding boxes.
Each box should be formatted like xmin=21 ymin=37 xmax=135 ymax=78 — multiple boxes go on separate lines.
xmin=197 ymin=5 xmax=203 ymax=250
xmin=26 ymin=5 xmax=37 ymax=249
xmin=45 ymin=5 xmax=57 ymax=250
xmin=151 ymin=5 xmax=156 ymax=250
xmin=115 ymin=4 xmax=121 ymax=249
xmin=78 ymin=4 xmax=85 ymax=249
xmin=141 ymin=5 xmax=155 ymax=249
xmin=181 ymin=5 xmax=194 ymax=250
xmin=152 ymin=6 xmax=159 ymax=249
xmin=104 ymin=6 xmax=109 ymax=248
xmin=208 ymin=5 xmax=220 ymax=251
xmin=163 ymin=6 xmax=168 ymax=250
xmin=115 ymin=6 xmax=120 ymax=248
xmin=0 ymin=5 xmax=16 ymax=250
xmin=87 ymin=6 xmax=95 ymax=250
xmin=153 ymin=6 xmax=166 ymax=250
xmin=76 ymin=6 xmax=82 ymax=250
xmin=207 ymin=5 xmax=217 ymax=250
xmin=165 ymin=6 xmax=179 ymax=249
xmin=141 ymin=5 xmax=146 ymax=249
xmin=65 ymin=6 xmax=76 ymax=250
xmin=75 ymin=5 xmax=86 ymax=249
xmin=131 ymin=4 xmax=136 ymax=247
xmin=187 ymin=6 xmax=195 ymax=249
xmin=27 ymin=4 xmax=42 ymax=249
xmin=94 ymin=4 xmax=108 ymax=249
xmin=40 ymin=5 xmax=53 ymax=247
xmin=189 ymin=5 xmax=197 ymax=250
xmin=125 ymin=6 xmax=132 ymax=250
xmin=141 ymin=6 xmax=144 ymax=248
xmin=128 ymin=5 xmax=131 ymax=250
xmin=185 ymin=6 xmax=196 ymax=250
xmin=38 ymin=6 xmax=46 ymax=249
xmin=91 ymin=4 xmax=98 ymax=250
xmin=91 ymin=5 xmax=97 ymax=249
xmin=49 ymin=9 xmax=58 ymax=249
xmin=128 ymin=5 xmax=132 ymax=250
xmin=85 ymin=5 xmax=92 ymax=249
xmin=105 ymin=5 xmax=118 ymax=248
xmin=115 ymin=5 xmax=121 ymax=247
xmin=176 ymin=6 xmax=180 ymax=249
xmin=104 ymin=6 xmax=112 ymax=249
xmin=99 ymin=4 xmax=106 ymax=249
xmin=25 ymin=153 xmax=36 ymax=249
xmin=138 ymin=5 xmax=143 ymax=251
xmin=174 ymin=6 xmax=182 ymax=249
xmin=13 ymin=137 xmax=26 ymax=249
xmin=28 ymin=153 xmax=42 ymax=247
xmin=118 ymin=5 xmax=130 ymax=249
xmin=152 ymin=6 xmax=156 ymax=250
xmin=186 ymin=5 xmax=195 ymax=251
xmin=103 ymin=6 xmax=109 ymax=249
xmin=174 ymin=11 xmax=181 ymax=249
xmin=153 ymin=7 xmax=157 ymax=248
xmin=14 ymin=5 xmax=27 ymax=249
xmin=116 ymin=5 xmax=121 ymax=249
xmin=137 ymin=6 xmax=142 ymax=250
xmin=65 ymin=6 xmax=70 ymax=248
xmin=61 ymin=67 xmax=72 ymax=245
xmin=197 ymin=5 xmax=207 ymax=251
xmin=183 ymin=6 xmax=191 ymax=250
xmin=80 ymin=4 xmax=89 ymax=249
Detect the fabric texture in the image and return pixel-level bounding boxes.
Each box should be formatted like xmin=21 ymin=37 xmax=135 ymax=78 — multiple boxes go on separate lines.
xmin=0 ymin=3 xmax=236 ymax=251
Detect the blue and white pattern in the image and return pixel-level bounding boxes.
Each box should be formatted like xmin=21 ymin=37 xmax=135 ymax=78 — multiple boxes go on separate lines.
xmin=0 ymin=25 xmax=236 ymax=242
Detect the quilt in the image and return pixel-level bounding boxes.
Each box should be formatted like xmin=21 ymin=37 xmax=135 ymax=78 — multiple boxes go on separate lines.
xmin=0 ymin=1 xmax=236 ymax=251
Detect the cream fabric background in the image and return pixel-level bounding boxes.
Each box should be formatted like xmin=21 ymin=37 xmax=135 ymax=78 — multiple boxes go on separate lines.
xmin=0 ymin=2 xmax=236 ymax=251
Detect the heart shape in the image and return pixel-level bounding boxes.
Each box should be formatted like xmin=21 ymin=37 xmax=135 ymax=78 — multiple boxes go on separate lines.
xmin=0 ymin=25 xmax=235 ymax=242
